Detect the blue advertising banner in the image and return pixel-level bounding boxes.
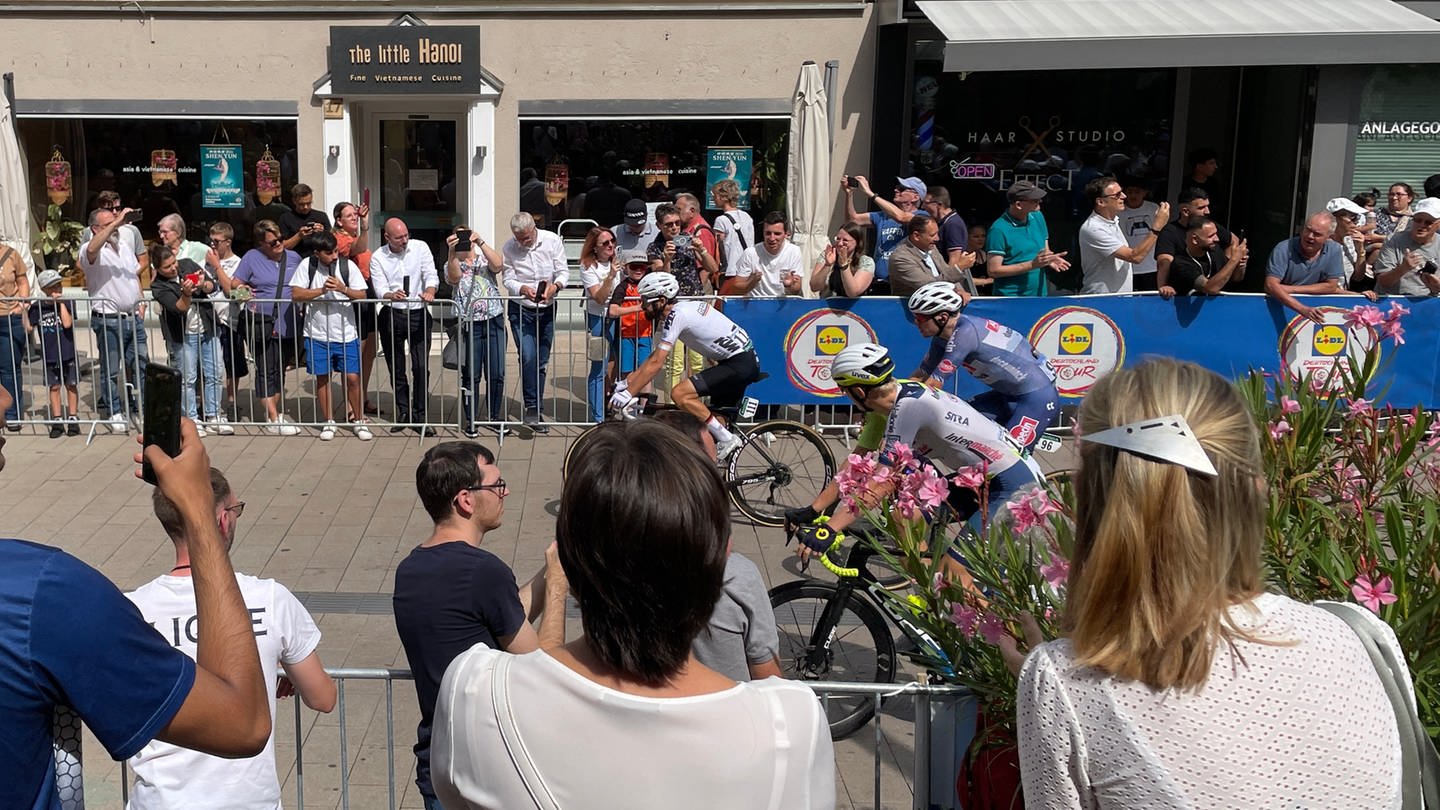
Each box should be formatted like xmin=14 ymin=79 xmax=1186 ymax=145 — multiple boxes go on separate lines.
xmin=200 ymin=145 xmax=243 ymax=209
xmin=725 ymin=294 xmax=1440 ymax=407
xmin=705 ymin=147 xmax=753 ymax=211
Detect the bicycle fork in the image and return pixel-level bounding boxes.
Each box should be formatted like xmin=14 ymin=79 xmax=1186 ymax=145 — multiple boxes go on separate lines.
xmin=801 ymin=578 xmax=862 ymax=676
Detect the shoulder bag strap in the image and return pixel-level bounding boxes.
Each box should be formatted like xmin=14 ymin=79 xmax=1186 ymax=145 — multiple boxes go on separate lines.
xmin=490 ymin=654 xmax=561 ymax=810
xmin=1316 ymin=601 xmax=1440 ymax=810
xmin=723 ymin=213 xmax=749 ymax=250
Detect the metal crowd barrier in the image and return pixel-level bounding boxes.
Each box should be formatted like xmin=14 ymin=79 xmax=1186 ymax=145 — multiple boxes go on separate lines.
xmin=111 ymin=667 xmax=974 ymax=810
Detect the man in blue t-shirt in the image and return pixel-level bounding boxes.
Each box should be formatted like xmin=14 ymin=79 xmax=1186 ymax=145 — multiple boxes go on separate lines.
xmin=1264 ymin=211 xmax=1347 ymax=324
xmin=985 ymin=180 xmax=1071 ymax=297
xmin=842 ymin=174 xmax=929 ymax=292
xmin=393 ymin=442 xmax=567 ymax=810
xmin=1 ymin=397 xmax=271 ymax=810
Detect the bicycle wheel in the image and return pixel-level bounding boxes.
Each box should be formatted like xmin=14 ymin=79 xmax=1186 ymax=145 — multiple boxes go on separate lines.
xmin=727 ymin=419 xmax=836 ymax=527
xmin=562 ymin=423 xmax=607 ymax=480
xmin=770 ymin=580 xmax=897 ymax=739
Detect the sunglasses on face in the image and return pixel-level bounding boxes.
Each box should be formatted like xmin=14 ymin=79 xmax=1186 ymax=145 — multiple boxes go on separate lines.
xmin=263 ymin=239 xmax=282 ymax=248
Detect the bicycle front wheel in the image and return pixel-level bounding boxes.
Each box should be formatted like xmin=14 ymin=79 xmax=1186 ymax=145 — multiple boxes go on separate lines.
xmin=770 ymin=580 xmax=897 ymax=739
xmin=727 ymin=419 xmax=836 ymax=527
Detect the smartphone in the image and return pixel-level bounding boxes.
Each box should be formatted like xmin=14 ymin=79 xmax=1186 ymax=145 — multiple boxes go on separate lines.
xmin=362 ymin=188 xmax=370 ymax=208
xmin=141 ymin=363 xmax=183 ymax=486
xmin=402 ymin=276 xmax=411 ymax=296
xmin=123 ymin=210 xmax=142 ymax=224
xmin=184 ymin=272 xmax=201 ymax=286
xmin=455 ymin=228 xmax=472 ymax=254
xmin=1421 ymin=260 xmax=1437 ymax=276
xmin=847 ymin=176 xmax=861 ymax=189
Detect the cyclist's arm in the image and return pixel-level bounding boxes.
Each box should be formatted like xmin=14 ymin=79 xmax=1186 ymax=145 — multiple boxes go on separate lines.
xmin=623 ymin=342 xmax=671 ymax=393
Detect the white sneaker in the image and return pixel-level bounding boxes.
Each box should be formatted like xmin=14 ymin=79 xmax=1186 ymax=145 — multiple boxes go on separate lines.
xmin=265 ymin=416 xmax=300 ymax=436
xmin=715 ymin=433 xmax=744 ymax=461
xmin=108 ymin=416 xmax=129 ymax=435
xmin=194 ymin=422 xmax=208 ymax=438
xmin=319 ymin=421 xmax=337 ymax=441
xmin=354 ymin=422 xmax=374 ymax=441
xmin=209 ymin=417 xmax=234 ymax=436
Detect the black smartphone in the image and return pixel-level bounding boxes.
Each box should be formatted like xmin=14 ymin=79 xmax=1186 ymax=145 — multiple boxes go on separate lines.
xmin=847 ymin=176 xmax=861 ymax=189
xmin=535 ymin=280 xmax=548 ymax=301
xmin=141 ymin=362 xmax=183 ymax=486
xmin=455 ymin=228 xmax=472 ymax=254
xmin=123 ymin=210 xmax=142 ymax=224
xmin=402 ymin=276 xmax=411 ymax=295
xmin=1421 ymin=260 xmax=1437 ymax=276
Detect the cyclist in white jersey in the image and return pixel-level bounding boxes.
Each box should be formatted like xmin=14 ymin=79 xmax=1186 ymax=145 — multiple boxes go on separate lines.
xmin=789 ymin=342 xmax=1042 ymax=562
xmin=610 ymin=272 xmax=762 ymax=459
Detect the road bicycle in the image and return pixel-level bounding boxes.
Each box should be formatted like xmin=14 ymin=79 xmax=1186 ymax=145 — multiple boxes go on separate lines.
xmin=563 ymin=394 xmax=838 ymax=527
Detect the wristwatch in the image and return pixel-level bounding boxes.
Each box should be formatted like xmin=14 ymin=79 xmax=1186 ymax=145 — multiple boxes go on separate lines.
xmin=1149 ymin=227 xmax=1162 ymax=234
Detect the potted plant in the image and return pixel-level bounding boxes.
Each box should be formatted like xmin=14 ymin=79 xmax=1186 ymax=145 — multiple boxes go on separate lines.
xmin=39 ymin=204 xmax=86 ymax=274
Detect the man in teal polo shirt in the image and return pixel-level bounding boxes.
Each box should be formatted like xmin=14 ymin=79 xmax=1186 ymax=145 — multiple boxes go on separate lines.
xmin=985 ymin=180 xmax=1070 ymax=297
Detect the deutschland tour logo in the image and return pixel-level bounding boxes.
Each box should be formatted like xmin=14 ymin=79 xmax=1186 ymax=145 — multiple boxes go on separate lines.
xmin=1279 ymin=308 xmax=1375 ymax=393
xmin=785 ymin=309 xmax=879 ymax=397
xmin=1029 ymin=307 xmax=1124 ymax=397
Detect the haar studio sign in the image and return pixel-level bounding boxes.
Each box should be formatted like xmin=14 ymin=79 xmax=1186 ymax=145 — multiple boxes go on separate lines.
xmin=329 ymin=26 xmax=481 ymax=94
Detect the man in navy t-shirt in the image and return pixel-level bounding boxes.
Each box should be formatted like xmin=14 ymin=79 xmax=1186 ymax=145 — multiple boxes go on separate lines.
xmin=1 ymin=392 xmax=271 ymax=810
xmin=393 ymin=442 xmax=567 ymax=810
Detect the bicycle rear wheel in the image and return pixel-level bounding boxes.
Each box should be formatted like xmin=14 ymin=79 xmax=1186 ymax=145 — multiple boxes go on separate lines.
xmin=770 ymin=580 xmax=897 ymax=739
xmin=727 ymin=420 xmax=836 ymax=526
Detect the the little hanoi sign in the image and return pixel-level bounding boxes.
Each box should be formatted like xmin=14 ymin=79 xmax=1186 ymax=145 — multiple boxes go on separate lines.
xmin=329 ymin=26 xmax=482 ymax=94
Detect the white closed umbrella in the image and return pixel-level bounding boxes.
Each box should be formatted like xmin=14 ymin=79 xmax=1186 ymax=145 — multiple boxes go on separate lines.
xmin=0 ymin=74 xmax=36 ymax=277
xmin=786 ymin=61 xmax=830 ymax=299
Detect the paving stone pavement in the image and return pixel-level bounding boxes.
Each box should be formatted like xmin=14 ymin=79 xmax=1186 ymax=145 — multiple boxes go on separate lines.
xmin=1 ymin=418 xmax=1072 ymax=810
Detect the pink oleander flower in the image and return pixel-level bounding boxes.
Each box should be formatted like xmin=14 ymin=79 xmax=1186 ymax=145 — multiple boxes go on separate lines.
xmin=1347 ymin=398 xmax=1373 ymax=417
xmin=1279 ymin=396 xmax=1301 ymax=414
xmin=1039 ymin=553 xmax=1070 ymax=589
xmin=1381 ymin=318 xmax=1406 ymax=345
xmin=977 ymin=613 xmax=1006 ymax=646
xmin=1268 ymin=419 xmax=1292 ymax=441
xmin=1345 ymin=304 xmax=1384 ymax=331
xmin=887 ymin=442 xmax=916 ymax=473
xmin=1351 ymin=574 xmax=1398 ymax=613
xmin=910 ymin=466 xmax=950 ymax=511
xmin=951 ymin=603 xmax=979 ymax=638
xmin=894 ymin=491 xmax=919 ymax=521
xmin=951 ymin=464 xmax=986 ymax=491
xmin=1008 ymin=486 xmax=1063 ymax=534
xmin=1386 ymin=301 xmax=1410 ymax=321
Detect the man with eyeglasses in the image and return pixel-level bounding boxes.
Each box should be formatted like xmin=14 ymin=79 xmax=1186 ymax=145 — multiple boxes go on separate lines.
xmin=80 ymin=199 xmax=150 ymax=432
xmin=81 ymin=190 xmax=148 ymax=276
xmin=125 ymin=465 xmax=335 ymax=810
xmin=501 ymin=212 xmax=567 ymax=433
xmin=842 ymin=174 xmax=929 ymax=294
xmin=157 ymin=214 xmax=208 ymax=267
xmin=394 ymin=441 xmax=567 ymax=810
xmin=1077 ymin=176 xmax=1169 ymax=294
xmin=371 ymin=217 xmax=439 ymax=435
xmin=1375 ymin=197 xmax=1440 ymax=299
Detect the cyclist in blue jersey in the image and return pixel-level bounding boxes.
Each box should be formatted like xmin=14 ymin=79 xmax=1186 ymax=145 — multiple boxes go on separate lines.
xmin=906 ymin=281 xmax=1060 ymax=451
xmin=788 ymin=343 xmax=1042 ymax=561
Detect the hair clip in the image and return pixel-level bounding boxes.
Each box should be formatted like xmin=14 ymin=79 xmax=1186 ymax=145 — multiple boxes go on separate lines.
xmin=1079 ymin=414 xmax=1218 ymax=477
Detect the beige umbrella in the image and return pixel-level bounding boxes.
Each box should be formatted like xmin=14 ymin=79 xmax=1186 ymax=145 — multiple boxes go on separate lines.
xmin=0 ymin=73 xmax=36 ymax=278
xmin=786 ymin=61 xmax=830 ymax=299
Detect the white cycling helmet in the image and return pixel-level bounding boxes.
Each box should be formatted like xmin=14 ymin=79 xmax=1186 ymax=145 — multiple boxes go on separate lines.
xmin=907 ymin=281 xmax=967 ymax=316
xmin=637 ymin=271 xmax=680 ymax=303
xmin=831 ymin=343 xmax=895 ymax=388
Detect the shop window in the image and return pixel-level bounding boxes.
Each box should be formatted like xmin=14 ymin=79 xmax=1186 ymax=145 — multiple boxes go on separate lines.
xmin=516 ymin=118 xmax=789 ymax=231
xmin=19 ymin=117 xmax=301 ymax=257
xmin=1351 ymin=65 xmax=1440 ymax=197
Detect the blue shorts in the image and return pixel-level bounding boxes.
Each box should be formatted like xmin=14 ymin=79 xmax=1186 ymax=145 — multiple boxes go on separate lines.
xmin=970 ymin=386 xmax=1060 ymax=452
xmin=305 ymin=338 xmax=360 ymax=376
xmin=616 ymin=336 xmax=652 ymax=374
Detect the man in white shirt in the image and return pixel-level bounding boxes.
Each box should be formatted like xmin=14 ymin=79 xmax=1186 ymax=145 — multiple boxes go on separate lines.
xmin=370 ymin=218 xmax=439 ymax=435
xmin=126 ymin=466 xmax=336 ymax=810
xmin=733 ymin=212 xmax=804 ymax=298
xmin=80 ymin=190 xmax=148 ymax=275
xmin=80 ymin=202 xmax=150 ymax=433
xmin=501 ymin=212 xmax=569 ymax=433
xmin=1077 ymin=177 xmax=1169 ymax=294
xmin=1115 ymin=177 xmax=1162 ymax=292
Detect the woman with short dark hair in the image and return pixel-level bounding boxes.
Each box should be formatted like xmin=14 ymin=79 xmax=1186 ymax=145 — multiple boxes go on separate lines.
xmin=432 ymin=420 xmax=835 ymax=809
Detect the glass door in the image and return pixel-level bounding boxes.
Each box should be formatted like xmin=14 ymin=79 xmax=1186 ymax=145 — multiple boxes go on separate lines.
xmin=374 ymin=116 xmax=464 ymax=265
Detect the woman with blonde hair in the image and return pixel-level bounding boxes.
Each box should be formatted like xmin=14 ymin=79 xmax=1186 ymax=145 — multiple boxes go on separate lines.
xmin=1016 ymin=358 xmax=1405 ymax=808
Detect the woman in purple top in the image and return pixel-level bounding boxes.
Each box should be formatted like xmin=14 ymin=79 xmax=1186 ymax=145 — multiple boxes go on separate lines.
xmin=231 ymin=219 xmax=302 ymax=434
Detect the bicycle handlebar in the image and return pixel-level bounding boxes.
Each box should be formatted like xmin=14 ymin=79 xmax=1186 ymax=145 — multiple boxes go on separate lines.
xmin=785 ymin=520 xmax=860 ymax=579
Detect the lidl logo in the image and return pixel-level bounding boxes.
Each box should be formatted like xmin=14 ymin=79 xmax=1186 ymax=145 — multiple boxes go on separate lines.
xmin=1311 ymin=325 xmax=1347 ymax=357
xmin=1058 ymin=323 xmax=1093 ymax=355
xmin=816 ymin=325 xmax=849 ymax=355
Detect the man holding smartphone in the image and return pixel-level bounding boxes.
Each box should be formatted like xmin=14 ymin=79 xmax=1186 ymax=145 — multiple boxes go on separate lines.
xmin=501 ymin=212 xmax=568 ymax=433
xmin=371 ymin=218 xmax=439 ymax=435
xmin=279 ymin=183 xmax=332 ymax=260
xmin=81 ymin=202 xmax=150 ymax=432
xmin=1375 ymin=197 xmax=1440 ymax=298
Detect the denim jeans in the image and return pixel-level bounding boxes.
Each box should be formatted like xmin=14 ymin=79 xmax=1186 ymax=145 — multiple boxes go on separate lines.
xmin=461 ymin=315 xmax=507 ymax=426
xmin=91 ymin=313 xmax=150 ymax=417
xmin=167 ymin=331 xmax=222 ymax=420
xmin=585 ymin=312 xmax=611 ymax=423
xmin=378 ymin=307 xmax=431 ymax=422
xmin=506 ymin=301 xmax=555 ymax=416
xmin=0 ymin=313 xmax=25 ymax=420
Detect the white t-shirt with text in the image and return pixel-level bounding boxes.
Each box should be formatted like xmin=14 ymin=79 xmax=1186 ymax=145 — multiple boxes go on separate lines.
xmin=1116 ymin=201 xmax=1160 ymax=277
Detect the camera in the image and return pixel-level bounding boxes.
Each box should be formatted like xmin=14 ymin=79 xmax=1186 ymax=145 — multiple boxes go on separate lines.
xmin=1420 ymin=260 xmax=1437 ymax=276
xmin=847 ymin=176 xmax=861 ymax=189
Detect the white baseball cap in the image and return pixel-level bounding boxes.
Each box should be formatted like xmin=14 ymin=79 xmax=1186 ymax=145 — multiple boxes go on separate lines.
xmin=1411 ymin=197 xmax=1440 ymax=220
xmin=1325 ymin=197 xmax=1367 ymax=218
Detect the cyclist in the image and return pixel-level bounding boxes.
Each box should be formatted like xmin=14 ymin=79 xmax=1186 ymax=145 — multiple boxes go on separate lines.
xmin=906 ymin=281 xmax=1060 ymax=451
xmin=609 ymin=272 xmax=762 ymax=460
xmin=787 ymin=342 xmax=1042 ymax=560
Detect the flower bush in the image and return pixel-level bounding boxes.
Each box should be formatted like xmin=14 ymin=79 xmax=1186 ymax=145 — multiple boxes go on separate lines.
xmin=840 ymin=302 xmax=1437 ymax=746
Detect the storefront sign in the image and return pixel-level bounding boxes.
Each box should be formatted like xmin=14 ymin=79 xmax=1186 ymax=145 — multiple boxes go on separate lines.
xmin=200 ymin=145 xmax=244 ymax=209
xmin=1358 ymin=120 xmax=1440 ymax=141
xmin=329 ymin=26 xmax=482 ymax=94
xmin=705 ymin=147 xmax=753 ymax=210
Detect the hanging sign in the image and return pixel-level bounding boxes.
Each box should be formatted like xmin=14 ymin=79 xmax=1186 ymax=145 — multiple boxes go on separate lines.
xmin=149 ymin=149 xmax=178 ymax=187
xmin=705 ymin=147 xmax=753 ymax=211
xmin=544 ymin=162 xmax=569 ymax=207
xmin=45 ymin=148 xmax=72 ymax=205
xmin=256 ymin=146 xmax=281 ymax=205
xmin=200 ymin=145 xmax=244 ymax=209
xmin=644 ymin=152 xmax=670 ymax=190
